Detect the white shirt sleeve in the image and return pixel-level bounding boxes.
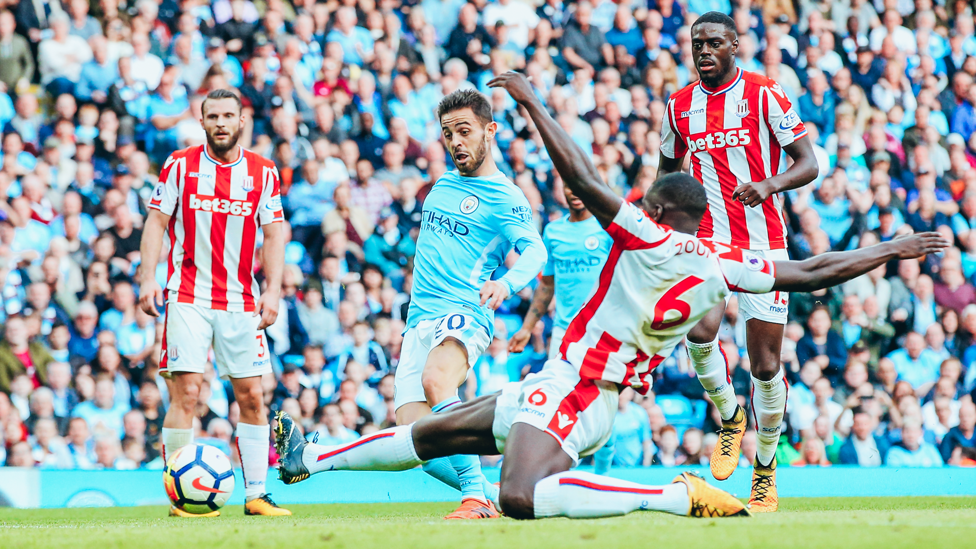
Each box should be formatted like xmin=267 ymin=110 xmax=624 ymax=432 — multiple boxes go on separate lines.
xmin=257 ymin=164 xmax=284 ymax=225
xmin=148 ymin=154 xmax=182 ymax=216
xmin=712 ymin=243 xmax=777 ymax=294
xmin=660 ymin=97 xmax=687 ymax=160
xmin=763 ymin=81 xmax=808 ymax=148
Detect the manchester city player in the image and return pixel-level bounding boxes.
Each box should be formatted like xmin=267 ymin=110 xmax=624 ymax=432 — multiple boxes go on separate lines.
xmin=509 ymin=179 xmax=612 ymax=359
xmin=395 ymin=89 xmax=547 ymax=519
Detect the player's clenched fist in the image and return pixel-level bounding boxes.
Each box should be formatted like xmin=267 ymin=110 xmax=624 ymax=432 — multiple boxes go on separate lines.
xmin=732 ymin=179 xmax=775 ymax=207
xmin=254 ymin=293 xmax=280 ymax=330
xmin=480 ymin=280 xmax=510 ymax=310
xmin=139 ymin=280 xmax=164 ymax=317
xmin=487 ymin=71 xmax=536 ymax=105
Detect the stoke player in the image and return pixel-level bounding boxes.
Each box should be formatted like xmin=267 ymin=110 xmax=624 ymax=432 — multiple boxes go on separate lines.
xmin=657 ymin=12 xmax=821 ymax=511
xmin=138 ymin=89 xmax=290 ymax=517
xmin=271 ymin=72 xmax=947 ymax=521
xmin=393 ymin=89 xmax=548 ymax=519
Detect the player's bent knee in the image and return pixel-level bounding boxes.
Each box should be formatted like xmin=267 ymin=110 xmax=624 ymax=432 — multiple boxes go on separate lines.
xmin=498 ymin=485 xmax=536 ymax=520
xmin=421 ymin=361 xmax=466 ymax=401
xmin=750 ymin=359 xmax=781 ymax=380
xmin=173 ymin=381 xmax=200 ymax=413
xmin=235 ymin=382 xmax=265 ymax=413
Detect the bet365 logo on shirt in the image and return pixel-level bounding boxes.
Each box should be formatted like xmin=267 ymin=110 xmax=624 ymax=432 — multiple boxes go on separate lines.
xmin=189 ymin=194 xmax=254 ymax=216
xmin=686 ymin=129 xmax=751 ymax=153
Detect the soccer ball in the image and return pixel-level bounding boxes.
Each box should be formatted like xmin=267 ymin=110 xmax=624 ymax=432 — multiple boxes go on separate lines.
xmin=163 ymin=443 xmax=236 ymax=514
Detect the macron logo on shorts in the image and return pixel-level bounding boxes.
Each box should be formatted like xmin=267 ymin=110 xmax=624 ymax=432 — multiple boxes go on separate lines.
xmin=557 ymin=412 xmax=575 ymax=430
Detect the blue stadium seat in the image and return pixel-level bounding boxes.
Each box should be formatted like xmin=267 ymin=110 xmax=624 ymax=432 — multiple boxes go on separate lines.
xmin=656 ymin=395 xmax=707 ymax=429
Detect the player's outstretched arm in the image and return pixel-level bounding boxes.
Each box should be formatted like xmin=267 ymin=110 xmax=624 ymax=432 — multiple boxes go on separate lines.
xmin=488 ymin=72 xmax=622 ymax=228
xmin=138 ymin=209 xmax=171 ymax=317
xmin=771 ymin=233 xmax=950 ymax=292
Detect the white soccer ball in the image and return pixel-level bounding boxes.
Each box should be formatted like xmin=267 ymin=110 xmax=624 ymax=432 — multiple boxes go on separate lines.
xmin=163 ymin=443 xmax=236 ymax=514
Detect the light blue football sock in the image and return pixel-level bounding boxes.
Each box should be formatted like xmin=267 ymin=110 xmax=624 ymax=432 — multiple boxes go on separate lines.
xmin=431 ymin=396 xmax=490 ymax=504
xmin=592 ymin=436 xmax=615 ymax=476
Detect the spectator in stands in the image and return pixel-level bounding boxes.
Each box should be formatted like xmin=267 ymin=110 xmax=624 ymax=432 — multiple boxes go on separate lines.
xmin=316 ymin=403 xmax=359 ymax=445
xmin=941 ymin=400 xmax=976 ymax=463
xmin=888 ymin=331 xmax=943 ymax=391
xmin=38 ymin=13 xmax=92 ymax=98
xmin=792 ymin=437 xmax=832 ymax=466
xmin=0 ymin=10 xmax=33 ymax=93
xmin=71 ymin=376 xmax=128 ymax=439
xmin=651 ymin=424 xmax=683 ymax=466
xmin=885 ymin=417 xmax=945 ymax=466
xmin=839 ymin=408 xmax=890 ymax=465
xmin=797 ymin=307 xmax=849 ymax=380
xmin=0 ymin=316 xmax=54 ymax=393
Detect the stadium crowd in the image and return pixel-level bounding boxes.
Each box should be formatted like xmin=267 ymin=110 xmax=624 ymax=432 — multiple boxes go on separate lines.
xmin=1 ymin=0 xmax=976 ymax=472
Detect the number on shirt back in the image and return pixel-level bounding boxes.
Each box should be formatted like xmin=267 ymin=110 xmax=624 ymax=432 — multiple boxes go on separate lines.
xmin=651 ymin=276 xmax=705 ymax=330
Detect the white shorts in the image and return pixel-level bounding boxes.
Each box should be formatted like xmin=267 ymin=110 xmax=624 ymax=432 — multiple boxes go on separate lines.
xmin=492 ymin=359 xmax=618 ymax=466
xmin=160 ymin=302 xmax=272 ymax=380
xmin=394 ymin=312 xmax=491 ymax=410
xmin=734 ymin=248 xmax=790 ymax=324
xmin=547 ymin=325 xmax=566 ymax=360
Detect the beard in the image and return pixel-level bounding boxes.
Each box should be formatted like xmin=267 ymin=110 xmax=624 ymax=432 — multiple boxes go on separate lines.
xmin=206 ymin=127 xmax=242 ymax=155
xmin=456 ymin=138 xmax=489 ymax=175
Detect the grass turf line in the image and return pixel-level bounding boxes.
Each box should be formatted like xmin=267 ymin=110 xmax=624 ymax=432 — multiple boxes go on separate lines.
xmin=1 ymin=497 xmax=974 ymax=549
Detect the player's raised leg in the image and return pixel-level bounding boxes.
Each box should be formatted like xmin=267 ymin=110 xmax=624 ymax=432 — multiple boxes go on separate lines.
xmin=394 ymin=319 xmax=499 ymax=518
xmin=686 ymin=302 xmax=747 ymax=480
xmin=420 ymin=336 xmax=499 ymax=518
xmin=275 ymin=393 xmax=501 ymax=481
xmin=744 ymin=317 xmax=786 ymax=513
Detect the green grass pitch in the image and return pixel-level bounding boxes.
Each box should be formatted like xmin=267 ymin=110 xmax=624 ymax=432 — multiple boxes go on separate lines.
xmin=2 ymin=498 xmax=974 ymax=549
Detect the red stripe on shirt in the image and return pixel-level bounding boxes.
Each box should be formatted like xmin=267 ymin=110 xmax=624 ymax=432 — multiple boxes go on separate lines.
xmin=560 ymin=243 xmax=624 ymax=358
xmin=606 ymin=221 xmax=671 ymax=251
xmin=578 ymin=331 xmax=624 ymax=380
xmin=178 ymin=149 xmax=201 ymax=304
xmin=210 ymin=161 xmax=232 ymax=310
xmin=706 ymin=91 xmax=750 ymax=248
xmin=238 ymin=152 xmax=263 ymax=312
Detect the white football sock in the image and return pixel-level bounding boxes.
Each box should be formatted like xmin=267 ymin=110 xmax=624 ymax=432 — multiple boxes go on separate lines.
xmin=236 ymin=422 xmax=271 ymax=502
xmin=302 ymin=425 xmax=422 ymax=474
xmin=533 ymin=471 xmax=689 ymax=518
xmin=162 ymin=427 xmax=193 ymax=464
xmin=752 ymin=368 xmax=787 ymax=467
xmin=687 ymin=338 xmax=738 ymax=421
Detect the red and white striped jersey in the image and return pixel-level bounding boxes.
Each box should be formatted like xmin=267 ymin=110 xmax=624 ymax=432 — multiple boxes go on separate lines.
xmin=558 ymin=202 xmax=776 ymax=395
xmin=149 ymin=144 xmax=284 ymax=312
xmin=660 ymin=69 xmax=807 ymax=251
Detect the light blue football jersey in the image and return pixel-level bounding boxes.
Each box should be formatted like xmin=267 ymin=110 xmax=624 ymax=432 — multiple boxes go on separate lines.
xmin=407 ymin=170 xmax=547 ymax=335
xmin=542 ymin=215 xmax=613 ymax=330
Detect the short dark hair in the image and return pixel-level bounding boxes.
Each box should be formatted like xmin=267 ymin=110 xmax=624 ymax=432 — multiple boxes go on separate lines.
xmin=436 ymin=89 xmax=493 ymax=125
xmin=202 ymin=88 xmax=242 ymax=116
xmin=649 ymin=173 xmax=708 ymax=220
xmin=691 ymin=11 xmax=737 ymax=36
